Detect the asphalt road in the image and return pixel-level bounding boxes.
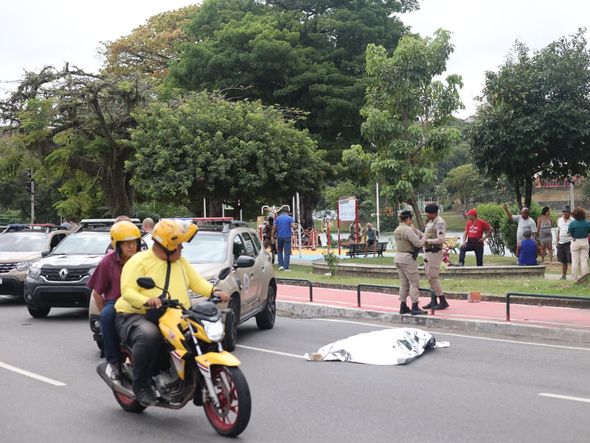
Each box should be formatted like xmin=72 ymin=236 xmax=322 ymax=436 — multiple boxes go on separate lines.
xmin=0 ymin=296 xmax=589 ymax=443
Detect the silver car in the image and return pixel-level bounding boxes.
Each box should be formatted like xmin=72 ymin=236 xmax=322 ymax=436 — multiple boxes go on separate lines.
xmin=89 ymin=220 xmax=277 ymax=352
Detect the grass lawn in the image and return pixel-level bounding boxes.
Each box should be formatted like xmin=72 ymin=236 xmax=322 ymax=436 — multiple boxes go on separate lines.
xmin=441 ymin=211 xmax=467 ymax=231
xmin=275 ymin=264 xmax=589 ymax=297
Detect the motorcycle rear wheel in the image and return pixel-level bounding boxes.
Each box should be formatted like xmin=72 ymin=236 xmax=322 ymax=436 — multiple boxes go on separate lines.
xmin=113 ymin=347 xmax=146 ymax=413
xmin=203 ymin=366 xmax=251 ymax=437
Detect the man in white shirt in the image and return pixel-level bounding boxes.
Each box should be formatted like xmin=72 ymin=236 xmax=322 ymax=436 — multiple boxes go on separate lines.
xmin=502 ymin=204 xmax=538 ymax=242
xmin=556 ymin=205 xmax=573 ymax=280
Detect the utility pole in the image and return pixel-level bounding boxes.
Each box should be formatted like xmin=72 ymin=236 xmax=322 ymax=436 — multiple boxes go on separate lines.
xmin=26 ymin=169 xmax=35 ymax=224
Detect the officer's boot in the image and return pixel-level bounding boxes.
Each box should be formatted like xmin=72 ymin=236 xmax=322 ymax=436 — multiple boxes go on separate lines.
xmin=422 ymin=296 xmax=438 ymax=310
xmin=399 ymin=302 xmax=411 ymax=315
xmin=410 ymin=302 xmax=427 ymax=316
xmin=433 ymin=296 xmax=450 ymax=310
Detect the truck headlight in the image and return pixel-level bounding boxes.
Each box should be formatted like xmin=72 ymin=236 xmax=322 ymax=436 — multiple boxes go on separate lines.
xmin=16 ymin=261 xmax=33 ymax=271
xmin=27 ymin=266 xmax=42 ymax=279
xmin=202 ymin=319 xmax=225 ymax=342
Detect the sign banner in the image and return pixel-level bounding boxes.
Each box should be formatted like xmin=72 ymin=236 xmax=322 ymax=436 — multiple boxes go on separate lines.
xmin=338 ymin=197 xmax=356 ymax=221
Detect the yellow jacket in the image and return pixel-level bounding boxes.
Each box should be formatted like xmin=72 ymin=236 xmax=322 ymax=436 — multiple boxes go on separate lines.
xmin=115 ymin=249 xmax=213 ymax=315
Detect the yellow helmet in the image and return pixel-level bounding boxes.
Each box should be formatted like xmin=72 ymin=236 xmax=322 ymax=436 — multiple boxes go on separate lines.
xmin=110 ymin=221 xmax=141 ymax=249
xmin=151 ymin=219 xmax=198 ymax=252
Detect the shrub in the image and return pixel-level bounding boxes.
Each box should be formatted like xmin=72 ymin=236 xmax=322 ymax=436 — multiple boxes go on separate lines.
xmin=322 ymin=251 xmax=340 ymax=276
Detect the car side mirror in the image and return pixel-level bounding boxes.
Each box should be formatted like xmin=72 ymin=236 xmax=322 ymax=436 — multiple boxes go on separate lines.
xmin=41 ymin=250 xmax=50 ymax=257
xmin=137 ymin=277 xmax=156 ymax=289
xmin=234 ymin=255 xmax=255 ymax=269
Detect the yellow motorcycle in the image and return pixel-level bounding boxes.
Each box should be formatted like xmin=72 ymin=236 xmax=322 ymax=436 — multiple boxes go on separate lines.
xmin=97 ymin=268 xmax=251 ymax=438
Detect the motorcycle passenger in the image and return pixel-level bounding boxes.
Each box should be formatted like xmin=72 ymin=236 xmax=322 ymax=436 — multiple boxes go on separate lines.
xmin=88 ymin=221 xmax=141 ymax=380
xmin=115 ymin=219 xmax=229 ymax=407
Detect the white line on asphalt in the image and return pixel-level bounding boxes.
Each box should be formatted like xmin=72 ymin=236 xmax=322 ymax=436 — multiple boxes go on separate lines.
xmin=539 ymin=393 xmax=590 ymax=403
xmin=310 ymin=319 xmax=590 ymax=352
xmin=0 ymin=361 xmax=66 ymax=387
xmin=236 ymin=344 xmax=306 ymax=360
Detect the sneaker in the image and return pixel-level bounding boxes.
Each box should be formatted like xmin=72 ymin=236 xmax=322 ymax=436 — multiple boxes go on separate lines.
xmin=106 ymin=363 xmax=121 ymax=381
xmin=278 ymin=266 xmax=284 ymax=271
xmin=560 ymin=275 xmax=566 ymax=280
xmin=133 ymin=383 xmax=158 ymax=407
xmin=284 ymin=269 xmax=291 ymax=272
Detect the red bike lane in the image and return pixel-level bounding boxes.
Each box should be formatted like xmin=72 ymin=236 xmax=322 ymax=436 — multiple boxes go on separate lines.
xmin=277 ymin=284 xmax=590 ymax=330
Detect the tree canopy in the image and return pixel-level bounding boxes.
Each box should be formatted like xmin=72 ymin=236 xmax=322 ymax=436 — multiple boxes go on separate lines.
xmin=168 ymin=0 xmax=417 ymax=161
xmin=129 ymin=92 xmax=327 ymax=215
xmin=470 ymin=29 xmax=590 ymax=209
xmin=356 ymin=29 xmax=462 ymax=228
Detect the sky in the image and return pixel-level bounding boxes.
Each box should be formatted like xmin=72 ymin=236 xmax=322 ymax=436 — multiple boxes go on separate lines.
xmin=1 ymin=0 xmax=589 ymax=118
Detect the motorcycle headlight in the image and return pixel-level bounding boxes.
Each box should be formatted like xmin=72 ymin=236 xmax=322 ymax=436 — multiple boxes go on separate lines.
xmin=27 ymin=265 xmax=42 ymax=280
xmin=16 ymin=261 xmax=33 ymax=272
xmin=202 ymin=319 xmax=225 ymax=342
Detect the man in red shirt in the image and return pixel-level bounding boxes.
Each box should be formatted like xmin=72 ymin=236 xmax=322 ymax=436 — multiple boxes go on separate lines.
xmin=459 ymin=209 xmax=494 ymax=266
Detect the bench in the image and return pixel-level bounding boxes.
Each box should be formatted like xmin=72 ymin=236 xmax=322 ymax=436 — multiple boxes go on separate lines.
xmin=347 ymin=242 xmax=388 ymax=258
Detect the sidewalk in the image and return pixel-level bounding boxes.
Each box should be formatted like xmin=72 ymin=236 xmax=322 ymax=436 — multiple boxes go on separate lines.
xmin=276 ymin=284 xmax=590 ymax=345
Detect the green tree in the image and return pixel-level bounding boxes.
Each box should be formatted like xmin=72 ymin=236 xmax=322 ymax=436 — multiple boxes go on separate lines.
xmin=358 ymin=30 xmax=463 ymax=229
xmin=168 ymin=0 xmax=416 ymax=161
xmin=470 ymin=30 xmax=590 ymax=209
xmin=101 ymin=5 xmax=199 ymax=82
xmin=129 ymin=92 xmax=327 ymax=217
xmin=0 ymin=66 xmax=152 ymax=217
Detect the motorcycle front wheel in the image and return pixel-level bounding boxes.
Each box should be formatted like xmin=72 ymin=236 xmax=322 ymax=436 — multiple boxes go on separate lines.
xmin=203 ymin=366 xmax=251 ymax=437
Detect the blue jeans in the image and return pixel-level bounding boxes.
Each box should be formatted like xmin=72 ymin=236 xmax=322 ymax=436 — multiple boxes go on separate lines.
xmin=101 ymin=300 xmax=120 ymax=364
xmin=277 ymin=237 xmax=291 ymax=269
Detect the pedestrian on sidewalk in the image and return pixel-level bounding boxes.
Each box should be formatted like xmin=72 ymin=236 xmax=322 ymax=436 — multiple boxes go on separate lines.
xmin=393 ymin=210 xmax=427 ymax=316
xmin=459 ymin=209 xmax=493 ymax=266
xmin=568 ymin=207 xmax=590 ymax=280
xmin=274 ymin=208 xmax=294 ymax=271
xmin=422 ymin=204 xmax=449 ymax=310
xmin=516 ymin=230 xmax=538 ymax=266
xmin=364 ymin=223 xmax=378 ymax=256
xmin=536 ymin=207 xmax=554 ymax=263
xmin=556 ymin=205 xmax=573 ymax=280
xmin=503 ymin=204 xmax=537 ymax=242
xmin=263 ymin=215 xmax=277 ymax=264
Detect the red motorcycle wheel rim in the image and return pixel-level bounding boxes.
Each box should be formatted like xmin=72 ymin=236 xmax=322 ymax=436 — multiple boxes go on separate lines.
xmin=203 ymin=367 xmax=240 ymax=432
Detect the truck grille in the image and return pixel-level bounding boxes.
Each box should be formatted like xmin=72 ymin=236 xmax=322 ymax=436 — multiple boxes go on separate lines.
xmin=0 ymin=263 xmax=17 ymax=273
xmin=41 ymin=267 xmax=91 ymax=282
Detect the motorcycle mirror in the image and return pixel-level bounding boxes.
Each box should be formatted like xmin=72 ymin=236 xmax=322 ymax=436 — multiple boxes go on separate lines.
xmin=137 ymin=277 xmax=156 ymax=289
xmin=217 ymin=267 xmax=232 ymax=280
xmin=234 ymin=255 xmax=255 ymax=269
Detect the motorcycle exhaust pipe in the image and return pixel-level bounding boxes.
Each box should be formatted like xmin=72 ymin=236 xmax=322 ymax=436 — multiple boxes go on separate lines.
xmin=96 ymin=362 xmax=135 ymax=398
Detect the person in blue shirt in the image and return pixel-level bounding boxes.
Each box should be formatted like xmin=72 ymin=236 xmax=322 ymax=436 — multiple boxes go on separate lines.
xmin=568 ymin=207 xmax=590 ymax=279
xmin=273 ymin=208 xmax=294 ymax=271
xmin=516 ymin=230 xmax=538 ymax=266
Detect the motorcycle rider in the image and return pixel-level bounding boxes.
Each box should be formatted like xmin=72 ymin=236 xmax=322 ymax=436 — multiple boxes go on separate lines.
xmin=115 ymin=219 xmax=229 ymax=406
xmin=88 ymin=220 xmax=141 ymax=380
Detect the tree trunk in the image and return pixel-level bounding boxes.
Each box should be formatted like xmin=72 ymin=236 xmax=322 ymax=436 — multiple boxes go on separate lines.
xmin=524 ymin=176 xmax=533 ymax=209
xmin=300 ymin=194 xmax=317 ymax=229
xmin=514 ymin=178 xmax=523 ymax=210
xmin=104 ymin=163 xmax=133 ymax=216
xmin=407 ymin=194 xmax=424 ymax=230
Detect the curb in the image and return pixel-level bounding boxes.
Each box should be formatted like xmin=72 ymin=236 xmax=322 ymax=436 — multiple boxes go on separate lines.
xmin=276 ymin=279 xmax=590 ymax=310
xmin=277 ymin=301 xmax=590 ymax=346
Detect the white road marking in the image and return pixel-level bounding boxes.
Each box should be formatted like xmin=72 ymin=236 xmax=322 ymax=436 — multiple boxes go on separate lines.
xmin=539 ymin=393 xmax=590 ymax=404
xmin=310 ymin=318 xmax=590 ymax=352
xmin=0 ymin=361 xmax=66 ymax=387
xmin=236 ymin=344 xmax=305 ymax=360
